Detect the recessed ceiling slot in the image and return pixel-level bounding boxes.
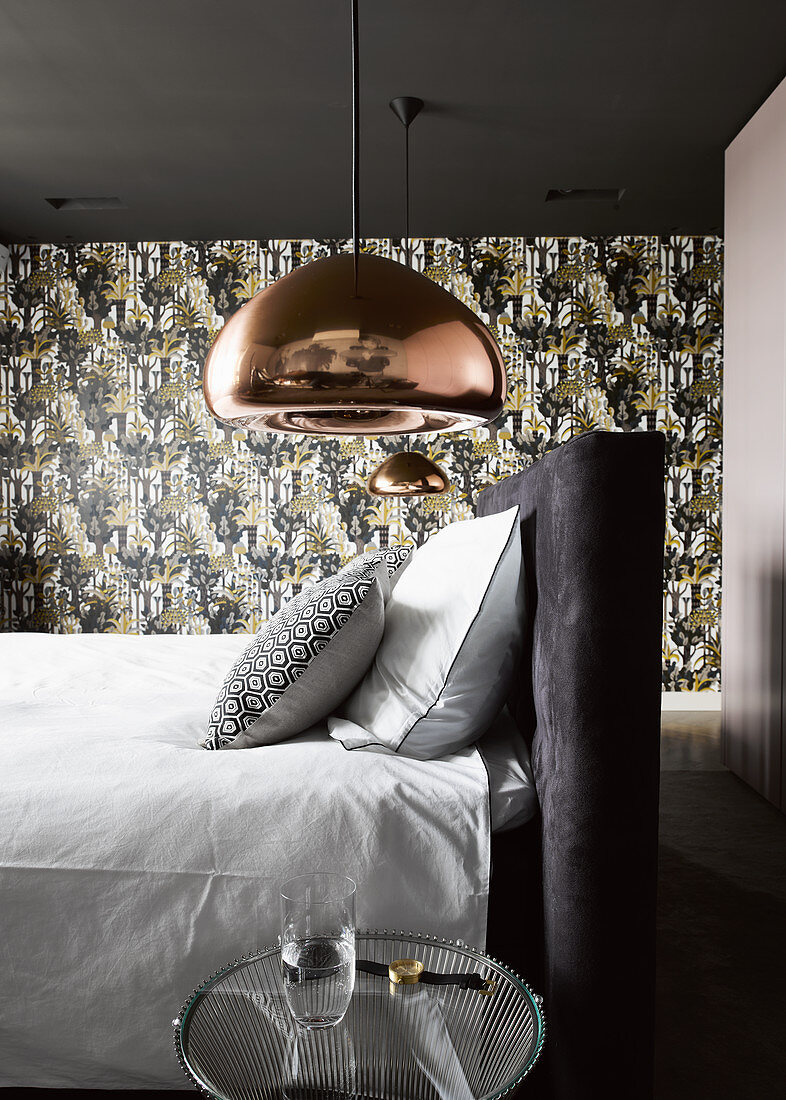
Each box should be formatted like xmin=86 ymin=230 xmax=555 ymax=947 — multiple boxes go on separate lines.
xmin=45 ymin=197 xmax=126 ymax=210
xmin=545 ymin=188 xmax=625 ymax=204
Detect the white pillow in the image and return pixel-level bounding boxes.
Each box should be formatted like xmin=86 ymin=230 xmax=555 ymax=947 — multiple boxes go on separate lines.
xmin=328 ymin=505 xmax=524 ymax=759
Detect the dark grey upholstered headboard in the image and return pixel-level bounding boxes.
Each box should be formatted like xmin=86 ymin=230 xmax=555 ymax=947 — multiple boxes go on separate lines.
xmin=477 ymin=431 xmax=665 ymax=1100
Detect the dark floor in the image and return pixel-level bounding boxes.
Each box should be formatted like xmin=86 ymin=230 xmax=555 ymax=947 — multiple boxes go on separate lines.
xmin=660 ymin=709 xmax=725 ymax=773
xmin=656 ymin=710 xmax=786 ymax=1100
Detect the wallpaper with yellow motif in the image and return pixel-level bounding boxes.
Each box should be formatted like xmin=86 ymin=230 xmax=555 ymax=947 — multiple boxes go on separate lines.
xmin=0 ymin=236 xmax=722 ymax=690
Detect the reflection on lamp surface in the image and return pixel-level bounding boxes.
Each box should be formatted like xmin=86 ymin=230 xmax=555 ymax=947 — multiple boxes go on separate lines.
xmin=367 ymin=451 xmax=450 ymax=497
xmin=203 ymin=253 xmax=506 ymax=436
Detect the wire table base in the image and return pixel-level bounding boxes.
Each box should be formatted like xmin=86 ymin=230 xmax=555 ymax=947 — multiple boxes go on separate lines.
xmin=174 ymin=930 xmax=545 ymax=1100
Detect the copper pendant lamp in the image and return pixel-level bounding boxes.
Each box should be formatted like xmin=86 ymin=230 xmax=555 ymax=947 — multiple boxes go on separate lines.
xmin=367 ymin=450 xmax=449 ymax=496
xmin=367 ymin=96 xmax=451 ymax=497
xmin=202 ymin=0 xmax=506 ymax=437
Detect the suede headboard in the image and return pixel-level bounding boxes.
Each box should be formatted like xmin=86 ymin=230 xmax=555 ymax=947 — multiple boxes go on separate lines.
xmin=477 ymin=430 xmax=665 ymax=1100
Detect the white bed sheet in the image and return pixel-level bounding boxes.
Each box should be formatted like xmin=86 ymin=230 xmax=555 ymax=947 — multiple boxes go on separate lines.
xmin=0 ymin=634 xmax=491 ymax=1089
xmin=479 ymin=705 xmax=538 ymax=832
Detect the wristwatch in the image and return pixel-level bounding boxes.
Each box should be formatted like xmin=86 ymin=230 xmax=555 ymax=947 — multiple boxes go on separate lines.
xmin=356 ymin=957 xmax=496 ymax=994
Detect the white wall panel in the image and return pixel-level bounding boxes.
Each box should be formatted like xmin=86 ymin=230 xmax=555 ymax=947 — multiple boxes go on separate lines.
xmin=723 ymin=75 xmax=786 ymax=809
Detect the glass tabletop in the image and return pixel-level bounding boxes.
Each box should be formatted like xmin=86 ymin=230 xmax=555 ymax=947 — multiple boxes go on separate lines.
xmin=174 ymin=930 xmax=545 ymax=1100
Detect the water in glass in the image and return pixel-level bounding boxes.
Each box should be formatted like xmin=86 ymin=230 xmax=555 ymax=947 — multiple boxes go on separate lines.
xmin=282 ymin=935 xmax=356 ymax=1029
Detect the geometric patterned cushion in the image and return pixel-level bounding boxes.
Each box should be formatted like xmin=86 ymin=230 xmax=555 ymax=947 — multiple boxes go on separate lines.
xmin=203 ymin=546 xmax=411 ymax=750
xmin=339 ymin=544 xmax=411 ymax=581
xmin=377 ymin=544 xmax=411 ymax=579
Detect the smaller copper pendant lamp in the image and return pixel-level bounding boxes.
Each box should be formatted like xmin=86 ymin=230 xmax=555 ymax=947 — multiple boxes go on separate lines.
xmin=367 ymin=451 xmax=449 ymax=496
xmin=366 ymin=95 xmax=450 ymax=497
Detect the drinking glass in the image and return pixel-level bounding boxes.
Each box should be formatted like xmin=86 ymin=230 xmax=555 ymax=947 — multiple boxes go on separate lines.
xmin=282 ymin=1020 xmax=357 ymax=1100
xmin=280 ymin=873 xmax=356 ymax=1029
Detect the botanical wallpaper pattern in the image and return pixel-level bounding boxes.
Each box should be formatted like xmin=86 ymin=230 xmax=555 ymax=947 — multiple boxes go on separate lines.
xmin=0 ymin=236 xmax=722 ymax=690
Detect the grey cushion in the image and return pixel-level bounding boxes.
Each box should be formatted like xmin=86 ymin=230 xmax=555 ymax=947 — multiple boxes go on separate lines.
xmin=204 ymin=548 xmax=410 ymax=750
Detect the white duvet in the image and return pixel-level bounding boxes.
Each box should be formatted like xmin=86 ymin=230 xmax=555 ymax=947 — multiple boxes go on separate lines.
xmin=0 ymin=634 xmax=491 ymax=1089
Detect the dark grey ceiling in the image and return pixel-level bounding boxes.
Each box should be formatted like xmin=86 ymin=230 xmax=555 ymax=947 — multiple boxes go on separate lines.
xmin=1 ymin=0 xmax=785 ymax=244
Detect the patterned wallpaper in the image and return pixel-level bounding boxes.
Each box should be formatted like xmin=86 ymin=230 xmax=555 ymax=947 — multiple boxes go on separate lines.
xmin=0 ymin=236 xmax=722 ymax=690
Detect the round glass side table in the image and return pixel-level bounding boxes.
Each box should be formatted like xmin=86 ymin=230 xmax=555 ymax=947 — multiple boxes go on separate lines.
xmin=174 ymin=930 xmax=545 ymax=1099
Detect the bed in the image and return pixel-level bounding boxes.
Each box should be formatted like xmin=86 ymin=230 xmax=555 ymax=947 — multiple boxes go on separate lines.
xmin=0 ymin=430 xmax=665 ymax=1099
xmin=482 ymin=430 xmax=665 ymax=1099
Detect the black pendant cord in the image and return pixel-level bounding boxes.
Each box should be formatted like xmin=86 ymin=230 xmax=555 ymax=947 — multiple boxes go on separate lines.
xmin=404 ymin=122 xmax=411 ymax=267
xmin=351 ymin=0 xmax=360 ymax=297
xmin=390 ymin=97 xmax=424 ymax=269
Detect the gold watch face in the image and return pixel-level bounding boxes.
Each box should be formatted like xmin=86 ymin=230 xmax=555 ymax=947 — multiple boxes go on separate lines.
xmin=388 ymin=958 xmax=424 ymax=984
